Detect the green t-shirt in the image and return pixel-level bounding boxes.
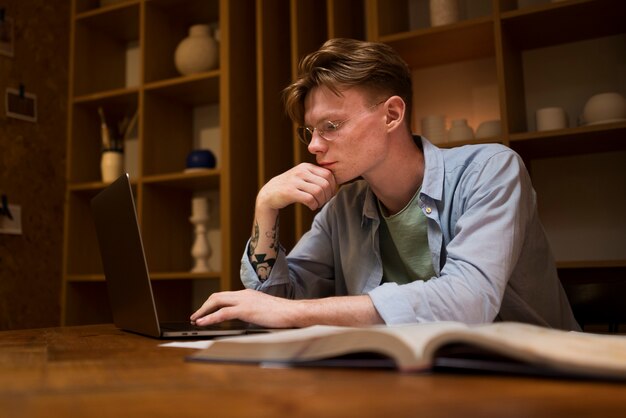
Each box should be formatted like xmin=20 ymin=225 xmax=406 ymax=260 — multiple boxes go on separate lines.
xmin=377 ymin=188 xmax=435 ymax=284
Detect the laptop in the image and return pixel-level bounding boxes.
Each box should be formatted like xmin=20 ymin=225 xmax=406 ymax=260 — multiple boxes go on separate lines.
xmin=91 ymin=173 xmax=261 ymax=338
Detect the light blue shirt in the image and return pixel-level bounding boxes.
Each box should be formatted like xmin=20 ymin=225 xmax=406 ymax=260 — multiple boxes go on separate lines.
xmin=240 ymin=137 xmax=580 ymax=331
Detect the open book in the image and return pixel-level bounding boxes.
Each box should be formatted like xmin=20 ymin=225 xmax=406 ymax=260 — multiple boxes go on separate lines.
xmin=187 ymin=322 xmax=626 ymax=380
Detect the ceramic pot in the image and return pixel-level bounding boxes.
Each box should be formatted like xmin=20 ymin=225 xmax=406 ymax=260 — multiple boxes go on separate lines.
xmin=429 ymin=0 xmax=459 ymax=27
xmin=448 ymin=119 xmax=474 ymax=141
xmin=185 ymin=149 xmax=217 ymax=171
xmin=174 ymin=25 xmax=219 ymax=76
xmin=582 ymin=92 xmax=626 ymax=125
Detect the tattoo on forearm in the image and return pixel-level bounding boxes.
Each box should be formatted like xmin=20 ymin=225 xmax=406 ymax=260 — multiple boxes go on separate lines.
xmin=248 ymin=217 xmax=279 ymax=282
xmin=251 ymin=253 xmax=275 ymax=282
xmin=268 ymin=216 xmax=279 ymax=251
xmin=249 ymin=221 xmax=259 ymax=257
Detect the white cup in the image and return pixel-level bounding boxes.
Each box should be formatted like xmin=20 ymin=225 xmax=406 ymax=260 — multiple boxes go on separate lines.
xmin=536 ymin=107 xmax=568 ymax=131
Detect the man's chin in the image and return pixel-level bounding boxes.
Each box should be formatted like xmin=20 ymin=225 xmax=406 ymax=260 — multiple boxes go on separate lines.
xmin=335 ymin=174 xmax=362 ymax=186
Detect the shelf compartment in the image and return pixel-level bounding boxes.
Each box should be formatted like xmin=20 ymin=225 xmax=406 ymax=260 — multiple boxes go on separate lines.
xmin=63 ymin=280 xmax=197 ymax=324
xmin=558 ymin=263 xmax=626 ymax=331
xmin=144 ymin=0 xmax=220 ymax=84
xmin=371 ymin=0 xmax=493 ymax=35
xmin=63 ymin=281 xmax=113 ymax=325
xmin=141 ymin=183 xmax=221 ymax=274
xmin=64 ymin=189 xmax=105 ymax=276
xmin=143 ymin=75 xmax=219 ymax=176
xmin=500 ymin=31 xmax=625 ymax=136
xmin=500 ymin=0 xmax=626 ymax=51
xmin=380 ymin=17 xmax=495 ymax=69
xmin=65 ymin=182 xmax=138 ymax=276
xmin=412 ymin=57 xmax=500 ymax=138
xmin=73 ymin=2 xmax=140 ymax=96
xmin=69 ymin=90 xmax=139 ymax=183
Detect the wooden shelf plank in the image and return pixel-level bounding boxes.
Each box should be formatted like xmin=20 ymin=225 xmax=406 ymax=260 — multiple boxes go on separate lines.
xmin=509 ymin=121 xmax=626 ymax=159
xmin=73 ymin=87 xmax=139 ymax=104
xmin=142 ymin=170 xmax=221 ymax=190
xmin=557 ymin=260 xmax=626 ymax=269
xmin=379 ymin=17 xmax=495 ymax=69
xmin=144 ymin=72 xmax=220 ymax=106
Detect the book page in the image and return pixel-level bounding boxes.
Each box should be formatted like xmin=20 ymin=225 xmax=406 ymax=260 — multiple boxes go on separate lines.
xmin=462 ymin=322 xmax=626 ymax=377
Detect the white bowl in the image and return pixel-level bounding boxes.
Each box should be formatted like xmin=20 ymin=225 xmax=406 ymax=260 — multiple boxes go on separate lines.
xmin=475 ymin=120 xmax=501 ymax=139
xmin=582 ymin=92 xmax=626 ymax=125
xmin=448 ymin=119 xmax=474 ymax=141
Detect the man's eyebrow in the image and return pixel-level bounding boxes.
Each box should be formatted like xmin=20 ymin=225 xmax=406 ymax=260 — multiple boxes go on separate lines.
xmin=305 ymin=110 xmax=345 ymax=127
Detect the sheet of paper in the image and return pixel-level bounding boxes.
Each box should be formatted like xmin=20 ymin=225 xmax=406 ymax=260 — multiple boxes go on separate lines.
xmin=159 ymin=340 xmax=215 ymax=349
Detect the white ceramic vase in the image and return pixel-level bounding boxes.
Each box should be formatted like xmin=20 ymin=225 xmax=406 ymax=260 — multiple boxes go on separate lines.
xmin=190 ymin=196 xmax=211 ymax=273
xmin=174 ymin=24 xmax=219 ymax=76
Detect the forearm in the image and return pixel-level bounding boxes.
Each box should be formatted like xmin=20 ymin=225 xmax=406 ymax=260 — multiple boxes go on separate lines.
xmin=291 ymin=295 xmax=384 ymax=327
xmin=248 ymin=202 xmax=280 ymax=281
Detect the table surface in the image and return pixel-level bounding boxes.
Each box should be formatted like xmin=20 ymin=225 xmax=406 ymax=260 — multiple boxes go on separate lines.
xmin=1 ymin=324 xmax=625 ymax=418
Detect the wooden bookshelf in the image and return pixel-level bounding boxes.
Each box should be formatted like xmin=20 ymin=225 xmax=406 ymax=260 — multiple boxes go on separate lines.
xmin=62 ymin=0 xmax=257 ymax=324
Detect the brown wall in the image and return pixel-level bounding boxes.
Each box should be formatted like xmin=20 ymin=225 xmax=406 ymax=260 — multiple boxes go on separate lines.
xmin=0 ymin=1 xmax=69 ymax=329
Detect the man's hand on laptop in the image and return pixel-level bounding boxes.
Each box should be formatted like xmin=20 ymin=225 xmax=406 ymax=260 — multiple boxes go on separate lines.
xmin=190 ymin=289 xmax=383 ymax=328
xmin=190 ymin=289 xmax=298 ymax=329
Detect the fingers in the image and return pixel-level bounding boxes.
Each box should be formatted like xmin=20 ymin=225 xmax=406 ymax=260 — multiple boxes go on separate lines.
xmin=190 ymin=289 xmax=295 ymax=328
xmin=297 ymin=165 xmax=337 ymax=208
xmin=190 ymin=290 xmax=255 ymax=326
xmin=190 ymin=292 xmax=226 ymax=322
xmin=260 ymin=163 xmax=336 ymax=211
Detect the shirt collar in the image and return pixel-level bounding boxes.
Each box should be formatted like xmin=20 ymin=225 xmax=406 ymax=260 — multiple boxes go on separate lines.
xmin=419 ymin=136 xmax=444 ymax=202
xmin=361 ymin=135 xmax=444 ymax=225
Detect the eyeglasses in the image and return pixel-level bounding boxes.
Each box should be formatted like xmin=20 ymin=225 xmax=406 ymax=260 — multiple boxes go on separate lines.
xmin=296 ymin=100 xmax=385 ymax=146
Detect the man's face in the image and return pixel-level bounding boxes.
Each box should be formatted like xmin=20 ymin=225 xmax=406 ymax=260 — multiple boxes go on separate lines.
xmin=303 ymin=86 xmax=388 ymax=185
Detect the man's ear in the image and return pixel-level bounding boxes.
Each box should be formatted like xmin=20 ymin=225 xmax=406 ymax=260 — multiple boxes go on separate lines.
xmin=384 ymin=96 xmax=406 ymax=132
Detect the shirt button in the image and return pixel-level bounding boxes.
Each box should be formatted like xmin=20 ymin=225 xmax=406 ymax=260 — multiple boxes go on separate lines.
xmin=425 ymin=207 xmax=432 ymax=214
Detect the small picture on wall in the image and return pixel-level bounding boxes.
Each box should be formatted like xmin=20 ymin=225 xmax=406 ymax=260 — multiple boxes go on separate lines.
xmin=0 ymin=17 xmax=14 ymax=57
xmin=5 ymin=88 xmax=37 ymax=123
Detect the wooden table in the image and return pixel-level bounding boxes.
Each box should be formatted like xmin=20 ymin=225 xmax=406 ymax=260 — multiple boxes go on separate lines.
xmin=1 ymin=324 xmax=625 ymax=418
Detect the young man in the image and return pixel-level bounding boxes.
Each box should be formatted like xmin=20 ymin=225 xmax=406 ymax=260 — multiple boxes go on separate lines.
xmin=191 ymin=38 xmax=580 ymax=331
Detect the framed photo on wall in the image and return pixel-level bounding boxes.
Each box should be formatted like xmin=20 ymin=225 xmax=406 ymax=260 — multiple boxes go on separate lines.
xmin=5 ymin=88 xmax=37 ymax=123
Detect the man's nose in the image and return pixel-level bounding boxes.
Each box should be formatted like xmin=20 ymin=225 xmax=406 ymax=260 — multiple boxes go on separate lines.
xmin=307 ymin=130 xmax=327 ymax=154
